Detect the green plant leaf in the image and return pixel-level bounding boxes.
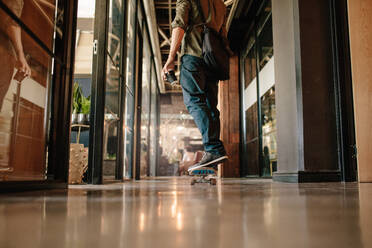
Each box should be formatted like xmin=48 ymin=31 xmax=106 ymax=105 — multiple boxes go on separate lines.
xmin=72 ymin=82 xmax=84 ymax=113
xmin=81 ymin=96 xmax=91 ymax=114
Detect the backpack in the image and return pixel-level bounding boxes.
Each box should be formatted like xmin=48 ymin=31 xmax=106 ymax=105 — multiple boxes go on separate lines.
xmin=195 ymin=0 xmax=230 ymax=80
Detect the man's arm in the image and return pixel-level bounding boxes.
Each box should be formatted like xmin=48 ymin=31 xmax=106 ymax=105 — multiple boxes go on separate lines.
xmin=6 ymin=24 xmax=31 ymax=77
xmin=161 ymin=27 xmax=185 ymax=81
xmin=162 ymin=0 xmax=190 ymax=81
xmin=2 ymin=0 xmax=31 ymax=77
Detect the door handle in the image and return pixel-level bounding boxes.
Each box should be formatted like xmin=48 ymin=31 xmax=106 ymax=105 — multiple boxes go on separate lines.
xmin=93 ymin=39 xmax=98 ymax=55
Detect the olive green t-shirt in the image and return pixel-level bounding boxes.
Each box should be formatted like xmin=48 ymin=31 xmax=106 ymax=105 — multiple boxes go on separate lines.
xmin=171 ymin=0 xmax=228 ymax=58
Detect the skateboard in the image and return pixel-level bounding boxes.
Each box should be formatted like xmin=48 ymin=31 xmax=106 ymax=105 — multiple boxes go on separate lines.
xmin=189 ymin=167 xmax=217 ymax=185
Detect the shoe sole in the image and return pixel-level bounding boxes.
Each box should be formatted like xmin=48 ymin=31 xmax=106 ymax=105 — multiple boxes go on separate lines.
xmin=188 ymin=156 xmax=228 ymax=172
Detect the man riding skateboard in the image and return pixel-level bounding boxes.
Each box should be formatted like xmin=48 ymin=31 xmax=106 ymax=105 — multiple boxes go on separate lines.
xmin=161 ymin=0 xmax=230 ymax=172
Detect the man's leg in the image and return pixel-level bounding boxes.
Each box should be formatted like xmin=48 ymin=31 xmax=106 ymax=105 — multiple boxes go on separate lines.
xmin=180 ymin=55 xmax=226 ymax=161
xmin=204 ymin=74 xmax=226 ymax=155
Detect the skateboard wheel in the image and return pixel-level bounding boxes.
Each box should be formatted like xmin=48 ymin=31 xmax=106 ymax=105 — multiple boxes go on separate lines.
xmin=210 ymin=179 xmax=217 ymax=185
xmin=191 ymin=179 xmax=196 ymax=185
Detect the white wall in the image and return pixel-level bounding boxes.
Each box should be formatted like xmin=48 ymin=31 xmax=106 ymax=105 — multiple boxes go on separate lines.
xmin=20 ymin=77 xmax=47 ymax=109
xmin=6 ymin=69 xmax=47 ymax=109
xmin=244 ymin=56 xmax=276 ymax=111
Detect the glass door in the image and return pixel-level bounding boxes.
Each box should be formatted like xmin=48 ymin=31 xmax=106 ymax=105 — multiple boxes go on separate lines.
xmin=0 ymin=0 xmax=74 ymax=186
xmin=87 ymin=0 xmax=126 ymax=184
xmin=242 ymin=41 xmax=259 ymax=177
xmin=139 ymin=22 xmax=151 ymax=178
xmin=240 ymin=0 xmax=276 ymax=178
xmin=257 ymin=14 xmax=276 ymax=177
xmin=103 ymin=0 xmax=125 ymax=181
xmin=0 ymin=4 xmax=54 ymax=180
xmin=123 ymin=0 xmax=137 ymax=179
xmin=70 ymin=0 xmax=96 ymax=185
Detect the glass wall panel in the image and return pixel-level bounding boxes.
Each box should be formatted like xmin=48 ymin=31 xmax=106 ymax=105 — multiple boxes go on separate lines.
xmin=258 ymin=15 xmax=276 ymax=177
xmin=149 ymin=63 xmax=158 ymax=177
xmin=71 ymin=0 xmax=95 ymax=171
xmin=242 ymin=42 xmax=259 ymax=176
xmin=241 ymin=0 xmax=276 ymax=177
xmin=125 ymin=0 xmax=136 ymax=94
xmin=0 ymin=5 xmax=55 ymax=180
xmin=107 ymin=0 xmax=123 ymax=65
xmin=244 ymin=43 xmax=256 ymax=89
xmin=258 ymin=18 xmax=273 ymax=71
xmin=1 ymin=0 xmax=59 ymax=50
xmin=104 ymin=56 xmax=120 ymax=162
xmin=260 ymin=87 xmax=276 ymax=176
xmin=140 ymin=28 xmax=151 ymax=178
xmin=123 ymin=91 xmax=134 ymax=179
xmin=122 ymin=0 xmax=136 ymax=179
xmin=101 ymin=0 xmax=124 ymax=180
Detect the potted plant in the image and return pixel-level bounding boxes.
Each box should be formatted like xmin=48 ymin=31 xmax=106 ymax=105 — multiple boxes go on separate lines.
xmin=72 ymin=82 xmax=91 ymax=125
xmin=81 ymin=95 xmax=91 ymax=124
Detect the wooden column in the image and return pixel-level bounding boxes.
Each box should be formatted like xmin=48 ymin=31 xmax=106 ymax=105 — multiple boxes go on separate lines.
xmin=348 ymin=0 xmax=372 ymax=182
xmin=218 ymin=56 xmax=240 ymax=178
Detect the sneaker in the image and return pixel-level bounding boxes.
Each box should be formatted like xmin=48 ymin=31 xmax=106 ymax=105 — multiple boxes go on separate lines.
xmin=187 ymin=152 xmax=228 ymax=172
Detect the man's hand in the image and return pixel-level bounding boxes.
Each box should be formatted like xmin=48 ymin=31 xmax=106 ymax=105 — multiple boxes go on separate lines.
xmin=161 ymin=27 xmax=185 ymax=81
xmin=16 ymin=55 xmax=31 ymax=78
xmin=162 ymin=58 xmax=175 ymax=81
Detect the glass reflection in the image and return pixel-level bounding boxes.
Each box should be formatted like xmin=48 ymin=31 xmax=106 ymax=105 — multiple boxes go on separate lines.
xmin=241 ymin=2 xmax=276 ymax=178
xmin=1 ymin=0 xmax=59 ymax=48
xmin=0 ymin=6 xmax=53 ymax=181
xmin=149 ymin=63 xmax=158 ymax=177
xmin=122 ymin=0 xmax=136 ymax=179
xmin=125 ymin=0 xmax=136 ymax=92
xmin=258 ymin=15 xmax=276 ymax=177
xmin=103 ymin=0 xmax=124 ymax=177
xmin=140 ymin=30 xmax=151 ymax=178
xmin=123 ymin=92 xmax=134 ymax=179
xmin=244 ymin=44 xmax=256 ymax=89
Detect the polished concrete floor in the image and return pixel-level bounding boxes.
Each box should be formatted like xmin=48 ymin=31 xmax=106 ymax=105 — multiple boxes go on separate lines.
xmin=0 ymin=178 xmax=372 ymax=248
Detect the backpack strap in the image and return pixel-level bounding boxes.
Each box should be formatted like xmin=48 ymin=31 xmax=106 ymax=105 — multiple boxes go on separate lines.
xmin=193 ymin=0 xmax=212 ymax=29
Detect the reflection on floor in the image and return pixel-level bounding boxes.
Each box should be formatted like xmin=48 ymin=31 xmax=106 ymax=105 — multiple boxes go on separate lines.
xmin=0 ymin=178 xmax=372 ymax=248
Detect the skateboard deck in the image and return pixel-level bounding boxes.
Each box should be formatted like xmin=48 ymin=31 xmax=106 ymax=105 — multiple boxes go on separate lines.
xmin=189 ymin=167 xmax=217 ymax=185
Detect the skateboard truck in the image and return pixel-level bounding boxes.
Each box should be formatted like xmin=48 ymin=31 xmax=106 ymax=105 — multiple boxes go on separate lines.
xmin=189 ymin=167 xmax=217 ymax=185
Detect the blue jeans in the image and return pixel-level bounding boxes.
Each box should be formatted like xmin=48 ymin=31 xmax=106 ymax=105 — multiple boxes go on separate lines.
xmin=180 ymin=55 xmax=226 ymax=156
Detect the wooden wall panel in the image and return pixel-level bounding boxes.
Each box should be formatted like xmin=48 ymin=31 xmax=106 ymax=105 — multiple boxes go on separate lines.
xmin=22 ymin=0 xmax=56 ymax=50
xmin=12 ymin=98 xmax=45 ymax=180
xmin=245 ymin=104 xmax=259 ymax=176
xmin=218 ymin=56 xmax=240 ymax=178
xmin=298 ymin=0 xmax=339 ymax=172
xmin=348 ymin=0 xmax=372 ymax=182
xmin=1 ymin=97 xmax=45 ymax=181
xmin=246 ymin=141 xmax=259 ymax=175
xmin=246 ymin=104 xmax=258 ymax=141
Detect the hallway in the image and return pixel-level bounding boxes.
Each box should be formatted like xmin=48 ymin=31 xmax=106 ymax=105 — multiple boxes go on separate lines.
xmin=1 ymin=179 xmax=371 ymax=248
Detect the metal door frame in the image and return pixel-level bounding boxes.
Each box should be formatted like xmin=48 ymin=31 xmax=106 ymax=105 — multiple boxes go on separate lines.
xmin=88 ymin=0 xmax=129 ymax=184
